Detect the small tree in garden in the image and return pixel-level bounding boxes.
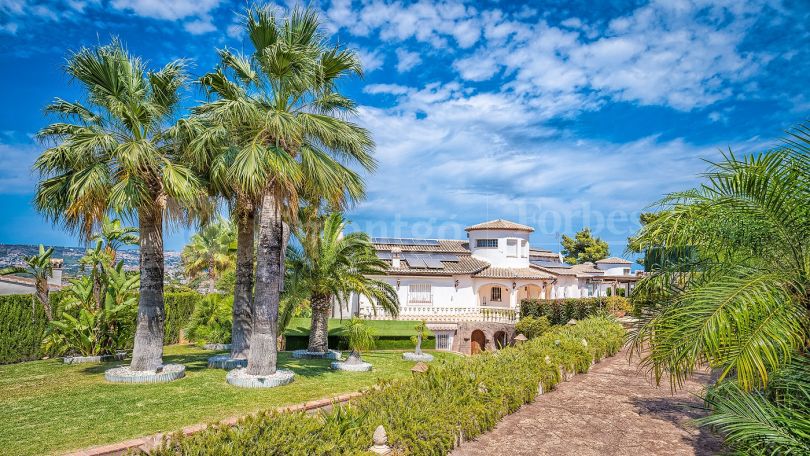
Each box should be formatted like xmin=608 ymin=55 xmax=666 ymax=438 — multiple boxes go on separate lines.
xmin=181 ymin=218 xmax=236 ymax=294
xmin=410 ymin=320 xmax=429 ymax=355
xmin=341 ymin=318 xmax=376 ymax=364
xmin=43 ymin=262 xmax=139 ymax=356
xmin=0 ymin=244 xmax=55 ymax=321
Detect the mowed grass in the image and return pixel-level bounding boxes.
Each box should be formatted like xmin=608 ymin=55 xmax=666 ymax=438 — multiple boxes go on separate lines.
xmin=0 ymin=344 xmax=453 ymax=456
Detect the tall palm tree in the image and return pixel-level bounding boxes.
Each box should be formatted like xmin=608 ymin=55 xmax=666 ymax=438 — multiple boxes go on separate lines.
xmin=0 ymin=244 xmax=55 ymax=320
xmin=181 ymin=218 xmax=236 ymax=293
xmin=34 ymin=40 xmax=201 ymax=372
xmin=287 ymin=212 xmax=398 ymax=353
xmin=186 ymin=6 xmax=372 ymax=377
xmin=629 ymin=123 xmax=810 ymax=453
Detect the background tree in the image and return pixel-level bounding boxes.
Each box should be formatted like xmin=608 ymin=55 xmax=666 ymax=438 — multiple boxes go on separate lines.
xmin=560 ymin=228 xmax=609 ymax=264
xmin=629 ymin=123 xmax=810 ymax=453
xmin=33 ymin=40 xmax=201 ymax=372
xmin=286 ymin=212 xmax=398 ymax=353
xmin=0 ymin=244 xmax=55 ymax=320
xmin=181 ymin=218 xmax=235 ymax=294
xmin=92 ymin=216 xmax=139 ymax=263
xmin=187 ymin=6 xmax=372 ymax=377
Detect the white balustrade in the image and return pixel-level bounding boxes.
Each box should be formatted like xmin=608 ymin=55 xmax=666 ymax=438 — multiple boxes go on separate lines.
xmin=359 ymin=304 xmax=518 ymax=323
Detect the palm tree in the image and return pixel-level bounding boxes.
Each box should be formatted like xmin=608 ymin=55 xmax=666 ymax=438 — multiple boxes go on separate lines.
xmin=34 ymin=40 xmax=201 ymax=372
xmin=186 ymin=6 xmax=372 ymax=377
xmin=0 ymin=244 xmax=55 ymax=320
xmin=629 ymin=123 xmax=810 ymax=453
xmin=181 ymin=218 xmax=236 ymax=293
xmin=287 ymin=212 xmax=398 ymax=353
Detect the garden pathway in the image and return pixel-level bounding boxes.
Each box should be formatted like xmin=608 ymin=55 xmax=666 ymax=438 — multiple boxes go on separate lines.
xmin=451 ymin=350 xmax=724 ymax=456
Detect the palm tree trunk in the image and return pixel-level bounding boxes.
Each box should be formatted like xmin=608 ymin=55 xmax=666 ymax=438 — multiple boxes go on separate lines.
xmin=35 ymin=278 xmax=52 ymax=321
xmin=307 ymin=293 xmax=331 ymax=353
xmin=246 ymin=193 xmax=282 ymax=376
xmin=208 ymin=260 xmax=216 ymax=294
xmin=130 ymin=207 xmax=165 ymax=372
xmin=230 ymin=206 xmax=254 ymax=360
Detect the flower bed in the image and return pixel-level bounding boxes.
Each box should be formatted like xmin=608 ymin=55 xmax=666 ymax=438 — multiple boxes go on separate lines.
xmin=146 ymin=316 xmax=625 ymax=455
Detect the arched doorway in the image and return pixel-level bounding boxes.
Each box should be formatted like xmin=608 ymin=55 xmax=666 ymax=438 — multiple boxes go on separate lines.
xmin=470 ymin=330 xmax=486 ymax=355
xmin=493 ymin=330 xmax=507 ymax=349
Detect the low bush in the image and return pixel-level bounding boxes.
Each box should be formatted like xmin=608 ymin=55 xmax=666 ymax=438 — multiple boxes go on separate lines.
xmin=185 ymin=294 xmax=233 ymax=344
xmin=146 ymin=316 xmax=625 ymax=456
xmin=515 ymin=315 xmax=551 ymax=339
xmin=520 ymin=297 xmax=631 ymax=324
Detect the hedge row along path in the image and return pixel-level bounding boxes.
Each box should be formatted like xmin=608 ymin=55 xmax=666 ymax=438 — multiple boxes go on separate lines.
xmin=452 ymin=349 xmax=724 ymax=456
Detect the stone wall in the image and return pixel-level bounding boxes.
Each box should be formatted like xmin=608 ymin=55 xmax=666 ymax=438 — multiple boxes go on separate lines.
xmin=453 ymin=322 xmax=516 ymax=354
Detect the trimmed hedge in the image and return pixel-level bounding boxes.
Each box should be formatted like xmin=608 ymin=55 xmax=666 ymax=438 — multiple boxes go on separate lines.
xmin=520 ymin=297 xmax=630 ymax=325
xmin=284 ymin=335 xmax=436 ymax=351
xmin=0 ymin=291 xmax=201 ymax=364
xmin=146 ymin=316 xmax=625 ymax=456
xmin=163 ymin=292 xmax=199 ymax=344
xmin=0 ymin=294 xmax=51 ymax=364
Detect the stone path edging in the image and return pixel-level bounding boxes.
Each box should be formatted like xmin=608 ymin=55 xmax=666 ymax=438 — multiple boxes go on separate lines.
xmin=62 ymin=390 xmax=365 ymax=456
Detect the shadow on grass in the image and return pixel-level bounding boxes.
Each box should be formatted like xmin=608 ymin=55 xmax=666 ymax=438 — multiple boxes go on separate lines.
xmin=75 ymin=350 xmax=338 ymax=379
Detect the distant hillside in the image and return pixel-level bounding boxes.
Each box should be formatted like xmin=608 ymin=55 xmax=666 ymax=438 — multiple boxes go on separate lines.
xmin=0 ymin=244 xmax=182 ymax=278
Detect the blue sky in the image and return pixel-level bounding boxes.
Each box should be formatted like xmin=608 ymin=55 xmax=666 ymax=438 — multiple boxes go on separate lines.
xmin=0 ymin=0 xmax=807 ymax=254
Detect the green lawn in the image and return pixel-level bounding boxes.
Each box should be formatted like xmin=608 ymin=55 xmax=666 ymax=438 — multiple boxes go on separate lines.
xmin=285 ymin=318 xmax=425 ymax=337
xmin=0 ymin=344 xmax=452 ymax=456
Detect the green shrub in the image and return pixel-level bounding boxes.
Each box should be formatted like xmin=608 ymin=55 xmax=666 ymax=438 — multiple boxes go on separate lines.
xmin=145 ymin=317 xmax=625 ymax=456
xmin=186 ymin=294 xmax=233 ymax=344
xmin=0 ymin=290 xmax=201 ymax=364
xmin=164 ymin=292 xmax=200 ymax=344
xmin=520 ymin=297 xmax=630 ymax=324
xmin=515 ymin=316 xmax=551 ymax=339
xmin=0 ymin=294 xmax=51 ymax=364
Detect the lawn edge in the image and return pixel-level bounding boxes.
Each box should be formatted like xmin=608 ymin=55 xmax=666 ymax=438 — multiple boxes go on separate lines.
xmin=61 ymin=390 xmax=364 ymax=456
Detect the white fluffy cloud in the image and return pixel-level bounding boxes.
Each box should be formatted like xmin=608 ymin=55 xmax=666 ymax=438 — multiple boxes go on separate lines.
xmin=326 ymin=0 xmax=769 ymax=112
xmin=0 ymin=142 xmax=38 ymax=194
xmin=111 ymin=0 xmax=221 ymax=34
xmin=395 ymin=48 xmax=421 ymax=72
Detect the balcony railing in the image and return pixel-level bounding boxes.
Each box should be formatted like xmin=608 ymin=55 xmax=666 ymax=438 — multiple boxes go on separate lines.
xmin=359 ymin=305 xmax=518 ymax=324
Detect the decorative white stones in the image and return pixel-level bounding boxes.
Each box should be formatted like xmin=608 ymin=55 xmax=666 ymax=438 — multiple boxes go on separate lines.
xmin=207 ymin=355 xmax=248 ymax=370
xmin=64 ymin=351 xmax=126 ymax=364
xmin=331 ymin=360 xmax=373 ymax=371
xmin=402 ymin=352 xmax=434 ymax=362
xmin=104 ymin=364 xmax=186 ymax=384
xmin=225 ymin=368 xmax=295 ymax=388
xmin=202 ymin=343 xmax=231 ymax=351
xmin=291 ymin=349 xmax=342 ymax=360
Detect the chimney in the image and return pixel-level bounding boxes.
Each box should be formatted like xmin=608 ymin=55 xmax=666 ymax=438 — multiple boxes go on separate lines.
xmin=48 ymin=258 xmax=64 ymax=287
xmin=391 ymin=247 xmax=402 ymax=268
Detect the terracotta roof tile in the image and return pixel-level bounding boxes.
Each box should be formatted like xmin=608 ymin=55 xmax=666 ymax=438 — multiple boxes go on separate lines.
xmin=372 ymin=239 xmax=469 ymax=253
xmin=473 ymin=266 xmax=554 ymax=280
xmin=595 ymin=257 xmax=633 ymax=264
xmin=464 ymin=219 xmax=534 ymax=232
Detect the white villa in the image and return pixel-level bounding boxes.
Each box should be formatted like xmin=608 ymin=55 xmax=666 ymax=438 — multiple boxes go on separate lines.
xmin=334 ymin=219 xmax=641 ymax=354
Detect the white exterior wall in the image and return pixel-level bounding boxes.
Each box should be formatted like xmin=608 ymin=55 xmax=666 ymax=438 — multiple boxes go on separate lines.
xmin=551 ymin=276 xmax=579 ymax=298
xmin=597 ymin=263 xmax=632 ymax=275
xmin=468 ymin=229 xmax=531 ymax=268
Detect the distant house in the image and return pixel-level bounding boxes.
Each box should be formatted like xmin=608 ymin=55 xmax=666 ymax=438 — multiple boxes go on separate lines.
xmin=333 ymin=219 xmax=641 ymax=354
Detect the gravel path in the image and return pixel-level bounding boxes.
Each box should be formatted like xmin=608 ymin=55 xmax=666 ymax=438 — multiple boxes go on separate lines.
xmin=451 ymin=350 xmax=724 ymax=456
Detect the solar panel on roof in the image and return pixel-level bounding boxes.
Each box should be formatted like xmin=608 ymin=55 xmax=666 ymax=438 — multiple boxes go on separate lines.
xmin=423 ymin=259 xmax=445 ymax=269
xmin=405 ymin=257 xmax=427 ymax=268
xmin=530 ymin=260 xmax=572 ymax=269
xmin=376 ymin=251 xmax=392 ymax=260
